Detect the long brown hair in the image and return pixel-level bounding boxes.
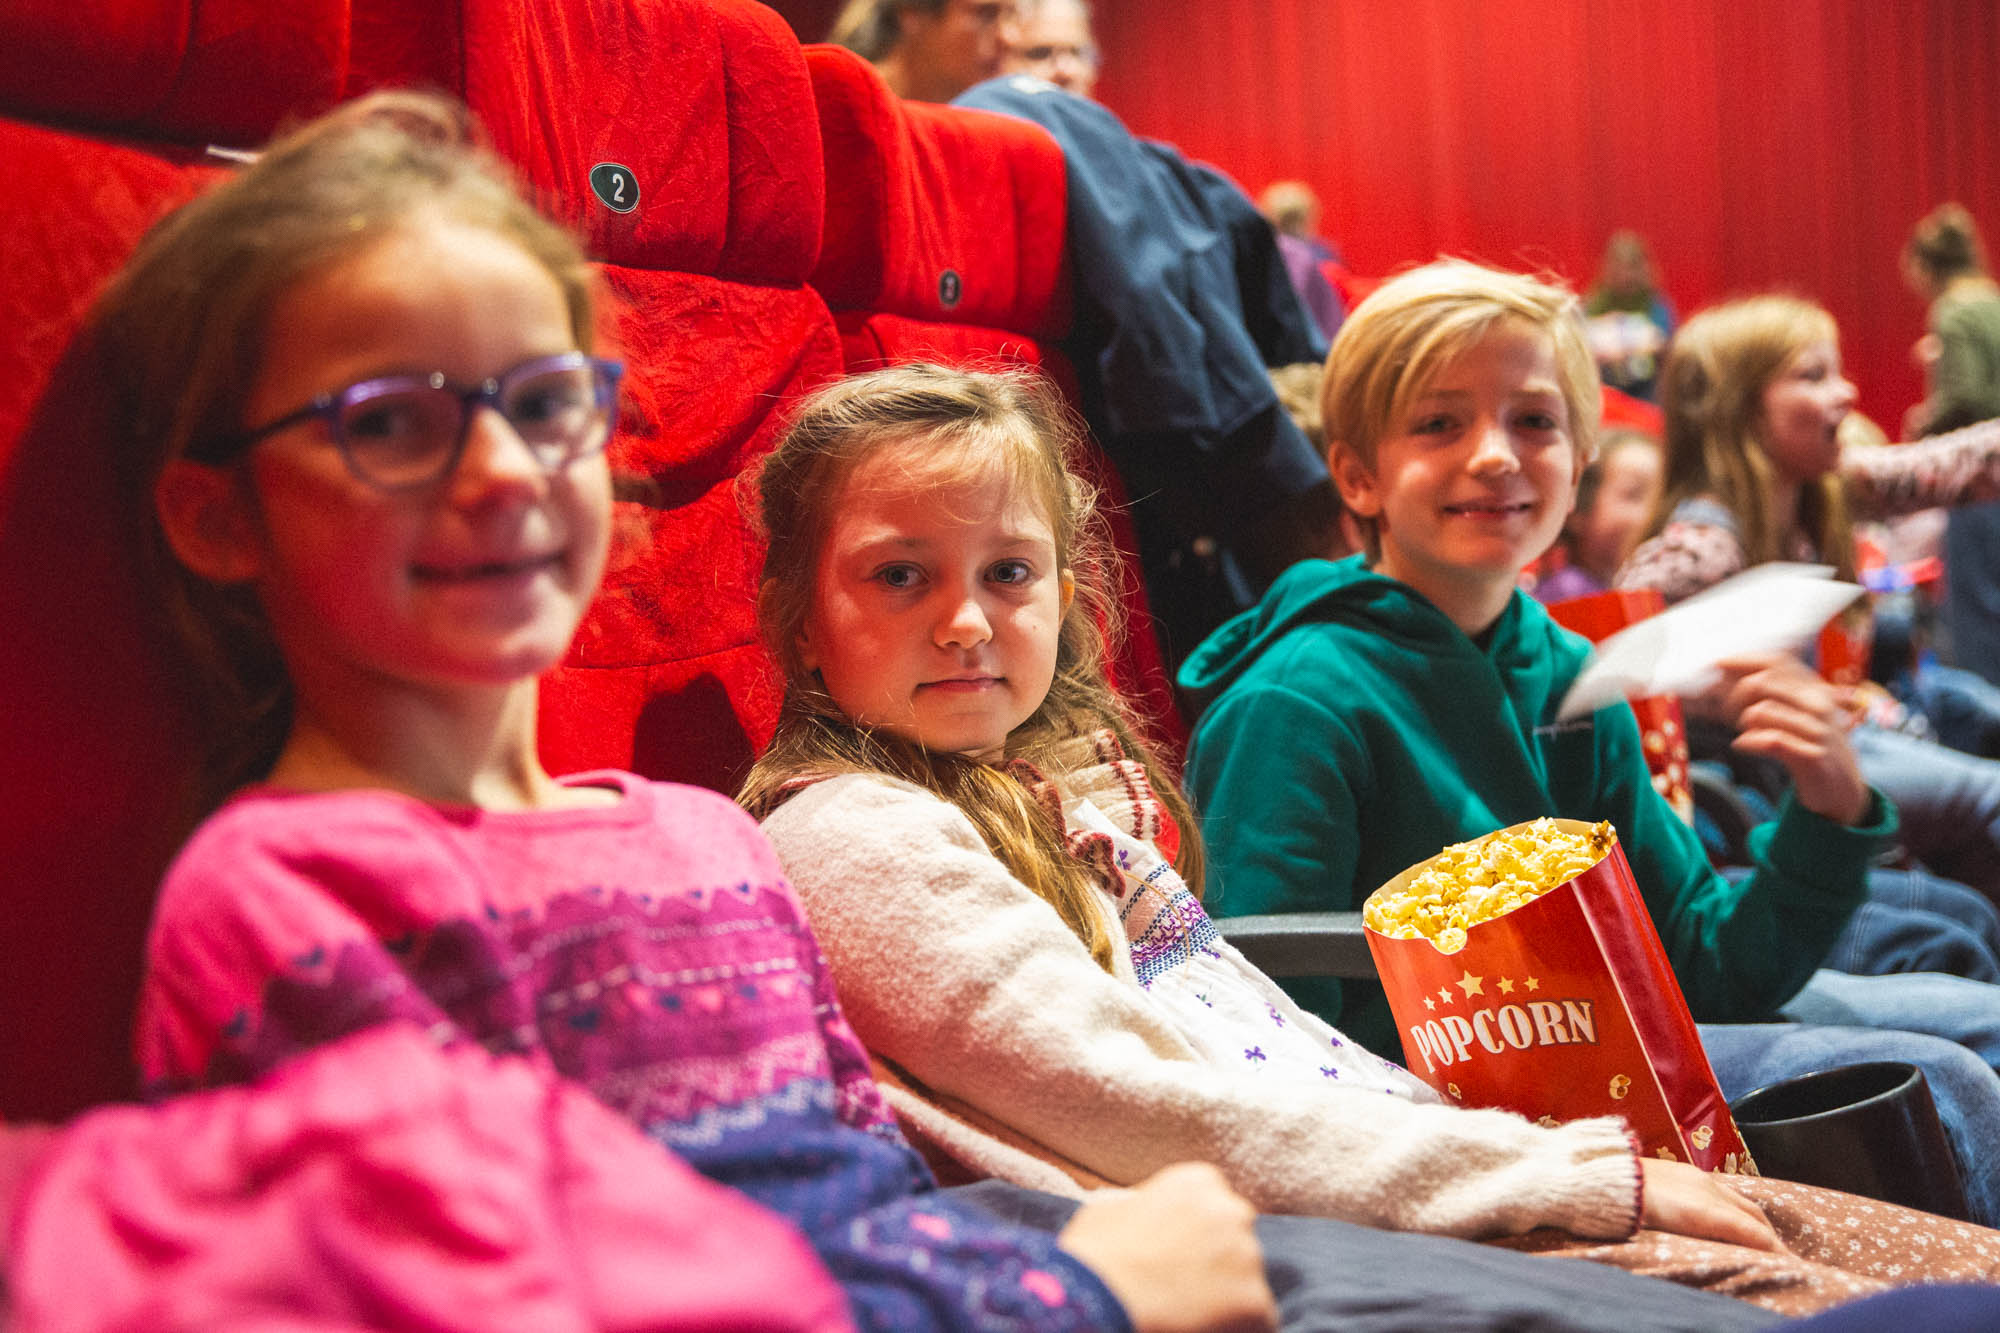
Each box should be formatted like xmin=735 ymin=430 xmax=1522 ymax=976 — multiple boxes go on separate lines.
xmin=1649 ymin=295 xmax=1853 ymax=578
xmin=89 ymin=90 xmax=595 ymax=814
xmin=738 ymin=363 xmax=1202 ymax=972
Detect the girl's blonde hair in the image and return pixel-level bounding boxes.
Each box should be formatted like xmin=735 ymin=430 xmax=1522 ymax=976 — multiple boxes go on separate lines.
xmin=89 ymin=90 xmax=595 ymax=814
xmin=1649 ymin=295 xmax=1852 ymax=579
xmin=1321 ymin=259 xmax=1600 ymax=550
xmin=738 ymin=363 xmax=1201 ymax=972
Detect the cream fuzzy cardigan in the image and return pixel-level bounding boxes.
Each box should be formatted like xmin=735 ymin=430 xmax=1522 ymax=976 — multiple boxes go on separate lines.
xmin=760 ymin=768 xmax=1645 ymax=1241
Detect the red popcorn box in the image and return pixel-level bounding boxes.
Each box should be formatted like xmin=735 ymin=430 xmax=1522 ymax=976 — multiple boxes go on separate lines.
xmin=1363 ymin=818 xmax=1754 ymax=1174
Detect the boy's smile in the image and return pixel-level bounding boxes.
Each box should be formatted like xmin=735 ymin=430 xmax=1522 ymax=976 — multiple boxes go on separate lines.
xmin=1333 ymin=318 xmax=1580 ymax=633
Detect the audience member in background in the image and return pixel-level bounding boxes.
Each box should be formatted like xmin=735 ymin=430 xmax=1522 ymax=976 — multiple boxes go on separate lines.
xmin=1180 ymin=261 xmax=2000 ymax=1231
xmin=1004 ymin=0 xmax=1098 ymax=97
xmin=1584 ymin=230 xmax=1676 ymax=401
xmin=1903 ymin=204 xmax=2000 ymax=686
xmin=1618 ymin=294 xmax=2000 ymax=901
xmin=1531 ymin=429 xmax=1664 ymax=604
xmin=1257 ymin=180 xmax=1346 ymax=343
xmin=829 ymin=0 xmax=1016 ymax=103
xmin=1269 ymin=362 xmax=1362 ymax=561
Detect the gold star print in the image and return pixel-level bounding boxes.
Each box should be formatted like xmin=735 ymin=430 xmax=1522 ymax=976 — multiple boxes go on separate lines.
xmin=1525 ymin=977 xmax=1540 ymax=992
xmin=1423 ymin=995 xmax=1436 ymax=1010
xmin=1456 ymin=971 xmax=1484 ymax=998
xmin=1437 ymin=987 xmax=1455 ymax=1005
xmin=1498 ymin=977 xmax=1515 ymax=994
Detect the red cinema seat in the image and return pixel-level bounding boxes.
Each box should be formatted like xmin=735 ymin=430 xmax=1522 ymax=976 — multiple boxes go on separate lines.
xmin=804 ymin=45 xmax=1184 ymax=751
xmin=352 ymin=0 xmax=847 ymax=791
xmin=0 ymin=0 xmax=354 ymax=1119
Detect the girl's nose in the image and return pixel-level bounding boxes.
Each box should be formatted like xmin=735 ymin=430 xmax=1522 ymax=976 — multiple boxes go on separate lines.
xmin=936 ymin=592 xmax=993 ymax=649
xmin=449 ymin=406 xmax=547 ymax=501
xmin=1466 ymin=421 xmax=1521 ymax=474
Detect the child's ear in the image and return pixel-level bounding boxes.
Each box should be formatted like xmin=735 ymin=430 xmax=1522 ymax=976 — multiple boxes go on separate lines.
xmin=1328 ymin=442 xmax=1383 ymax=518
xmin=153 ymin=459 xmax=264 ymax=584
xmin=1059 ymin=569 xmax=1076 ymax=614
xmin=764 ymin=579 xmax=818 ymax=672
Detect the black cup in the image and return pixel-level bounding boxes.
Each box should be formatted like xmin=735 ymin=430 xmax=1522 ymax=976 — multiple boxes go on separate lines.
xmin=1728 ymin=1061 xmax=1970 ymax=1221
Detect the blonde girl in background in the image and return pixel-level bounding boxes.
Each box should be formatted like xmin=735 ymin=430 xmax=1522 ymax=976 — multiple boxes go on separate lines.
xmin=1618 ymin=294 xmax=2000 ymax=906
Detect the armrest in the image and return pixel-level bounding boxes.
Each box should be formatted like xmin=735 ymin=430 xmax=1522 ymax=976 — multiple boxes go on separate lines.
xmin=1216 ymin=912 xmax=1376 ymax=979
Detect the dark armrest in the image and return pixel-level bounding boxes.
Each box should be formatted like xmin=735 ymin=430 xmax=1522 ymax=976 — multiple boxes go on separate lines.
xmin=1216 ymin=912 xmax=1377 ymax=979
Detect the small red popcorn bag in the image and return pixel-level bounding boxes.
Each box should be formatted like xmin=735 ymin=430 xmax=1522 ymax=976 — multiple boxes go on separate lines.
xmin=1363 ymin=817 xmax=1754 ymax=1174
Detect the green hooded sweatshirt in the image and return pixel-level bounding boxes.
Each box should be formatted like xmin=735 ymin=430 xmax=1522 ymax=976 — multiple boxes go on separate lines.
xmin=1178 ymin=555 xmax=1896 ymax=1058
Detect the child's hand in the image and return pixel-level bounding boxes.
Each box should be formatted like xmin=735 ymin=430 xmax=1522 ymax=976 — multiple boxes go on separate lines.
xmin=1638 ymin=1158 xmax=1783 ymax=1251
xmin=1704 ymin=655 xmax=1871 ymax=827
xmin=1058 ymin=1162 xmax=1276 ymax=1332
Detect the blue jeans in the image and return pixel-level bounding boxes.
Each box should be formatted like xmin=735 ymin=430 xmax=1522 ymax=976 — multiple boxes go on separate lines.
xmin=1901 ymin=662 xmax=2000 ymax=761
xmin=1822 ymin=866 xmax=2000 ymax=983
xmin=1701 ymin=971 xmax=2000 ymax=1227
xmin=1850 ymin=723 xmax=2000 ymax=902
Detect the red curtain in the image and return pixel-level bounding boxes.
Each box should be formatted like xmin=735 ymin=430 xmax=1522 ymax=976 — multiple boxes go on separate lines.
xmin=1093 ymin=0 xmax=2000 ymax=432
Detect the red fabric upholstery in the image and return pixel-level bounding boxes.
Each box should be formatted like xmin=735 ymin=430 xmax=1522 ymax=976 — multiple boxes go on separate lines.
xmin=0 ymin=116 xmax=231 ymax=1118
xmin=351 ymin=0 xmax=822 ymax=281
xmin=540 ymin=266 xmax=844 ymax=785
xmin=805 ymin=45 xmax=1068 ymax=338
xmin=0 ymin=0 xmax=349 ymax=142
xmin=396 ymin=0 xmax=842 ymax=785
xmin=1600 ymin=385 xmax=1665 ymax=440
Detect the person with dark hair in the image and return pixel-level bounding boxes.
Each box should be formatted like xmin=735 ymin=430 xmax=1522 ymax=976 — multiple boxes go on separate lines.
xmin=829 ymin=0 xmax=1016 ymax=102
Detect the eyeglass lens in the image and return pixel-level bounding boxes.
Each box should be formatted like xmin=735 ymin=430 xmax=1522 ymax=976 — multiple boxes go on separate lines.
xmin=338 ymin=362 xmax=611 ymax=488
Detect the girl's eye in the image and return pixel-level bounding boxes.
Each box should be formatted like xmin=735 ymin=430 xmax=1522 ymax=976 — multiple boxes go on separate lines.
xmin=1516 ymin=411 xmax=1563 ymax=433
xmin=875 ymin=563 xmax=922 ymax=590
xmin=989 ymin=559 xmax=1034 ymax=586
xmin=1410 ymin=413 xmax=1456 ymax=436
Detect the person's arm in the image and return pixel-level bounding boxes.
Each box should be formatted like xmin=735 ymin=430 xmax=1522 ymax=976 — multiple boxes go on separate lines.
xmin=1614 ymin=513 xmax=1746 ymax=604
xmin=763 ymin=774 xmax=1647 ymax=1241
xmin=1840 ymin=415 xmax=2000 ymax=518
xmin=1587 ymin=686 xmax=1892 ymax=1021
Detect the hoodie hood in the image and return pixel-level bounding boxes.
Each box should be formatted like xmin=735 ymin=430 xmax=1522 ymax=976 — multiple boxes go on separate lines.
xmin=1179 ymin=557 xmax=1469 ymax=692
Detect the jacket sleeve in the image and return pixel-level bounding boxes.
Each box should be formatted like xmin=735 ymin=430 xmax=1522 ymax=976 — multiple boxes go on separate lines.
xmin=763 ymin=774 xmax=1644 ymax=1242
xmin=1840 ymin=416 xmax=2000 ymax=518
xmin=1588 ymin=699 xmax=1895 ymax=1020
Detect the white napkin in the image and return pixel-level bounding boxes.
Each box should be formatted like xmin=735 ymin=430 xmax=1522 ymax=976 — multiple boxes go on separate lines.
xmin=1556 ymin=564 xmax=1865 ymax=721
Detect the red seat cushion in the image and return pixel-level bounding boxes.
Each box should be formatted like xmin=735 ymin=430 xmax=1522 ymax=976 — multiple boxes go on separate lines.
xmin=805 ymin=45 xmax=1068 ymax=338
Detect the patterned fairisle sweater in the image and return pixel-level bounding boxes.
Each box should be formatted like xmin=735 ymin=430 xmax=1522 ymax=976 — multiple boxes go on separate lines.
xmin=1618 ymin=415 xmax=2000 ymax=603
xmin=758 ymin=751 xmax=1645 ymax=1242
xmin=136 ymin=772 xmax=1129 ymax=1333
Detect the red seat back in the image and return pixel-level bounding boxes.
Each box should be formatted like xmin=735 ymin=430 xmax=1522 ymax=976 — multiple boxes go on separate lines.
xmin=805 ymin=46 xmax=1184 ymax=751
xmin=0 ymin=1 xmax=355 ymax=1118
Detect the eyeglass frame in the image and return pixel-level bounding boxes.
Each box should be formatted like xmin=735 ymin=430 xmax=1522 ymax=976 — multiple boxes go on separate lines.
xmin=187 ymin=351 xmax=625 ymax=492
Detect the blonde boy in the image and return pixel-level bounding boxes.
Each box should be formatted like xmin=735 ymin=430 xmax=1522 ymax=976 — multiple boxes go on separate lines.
xmin=1178 ymin=259 xmax=1911 ymax=1084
